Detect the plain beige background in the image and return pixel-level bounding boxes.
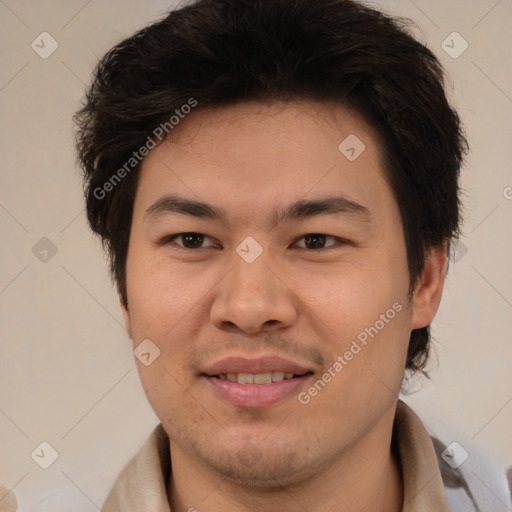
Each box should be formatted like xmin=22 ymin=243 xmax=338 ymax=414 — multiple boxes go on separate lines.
xmin=0 ymin=0 xmax=511 ymax=510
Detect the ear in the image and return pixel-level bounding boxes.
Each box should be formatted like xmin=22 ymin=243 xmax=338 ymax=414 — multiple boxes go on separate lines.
xmin=119 ymin=293 xmax=132 ymax=338
xmin=410 ymin=243 xmax=448 ymax=330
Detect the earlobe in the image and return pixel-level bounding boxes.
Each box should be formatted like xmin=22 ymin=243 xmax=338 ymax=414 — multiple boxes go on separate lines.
xmin=119 ymin=293 xmax=132 ymax=338
xmin=410 ymin=243 xmax=448 ymax=330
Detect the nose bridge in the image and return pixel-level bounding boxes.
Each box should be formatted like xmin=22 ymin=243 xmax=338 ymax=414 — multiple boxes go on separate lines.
xmin=210 ymin=244 xmax=298 ymax=333
xmin=229 ymin=232 xmax=276 ymax=287
xmin=228 ymin=247 xmax=279 ymax=304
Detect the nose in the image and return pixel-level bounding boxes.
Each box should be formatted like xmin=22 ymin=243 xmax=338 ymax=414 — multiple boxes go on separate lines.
xmin=210 ymin=253 xmax=298 ymax=335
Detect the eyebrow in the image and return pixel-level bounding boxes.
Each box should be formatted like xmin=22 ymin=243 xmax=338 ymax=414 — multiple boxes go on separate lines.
xmin=144 ymin=194 xmax=371 ymax=225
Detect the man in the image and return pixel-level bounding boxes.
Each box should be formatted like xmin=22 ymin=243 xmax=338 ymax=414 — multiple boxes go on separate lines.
xmin=73 ymin=0 xmax=509 ymax=510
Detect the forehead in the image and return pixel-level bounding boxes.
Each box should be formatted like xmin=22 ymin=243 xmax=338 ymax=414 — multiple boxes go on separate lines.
xmin=133 ymin=100 xmax=394 ymax=225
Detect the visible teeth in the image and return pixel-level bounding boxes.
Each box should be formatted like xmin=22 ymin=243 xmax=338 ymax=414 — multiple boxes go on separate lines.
xmin=216 ymin=371 xmax=300 ymax=384
xmin=237 ymin=373 xmax=254 ymax=384
xmin=253 ymin=372 xmax=272 ymax=384
xmin=272 ymin=371 xmax=285 ymax=382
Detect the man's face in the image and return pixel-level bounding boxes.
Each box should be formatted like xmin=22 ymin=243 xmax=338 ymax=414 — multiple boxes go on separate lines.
xmin=123 ymin=101 xmax=415 ymax=486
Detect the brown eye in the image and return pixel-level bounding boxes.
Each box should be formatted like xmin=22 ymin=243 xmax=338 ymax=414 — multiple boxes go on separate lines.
xmin=295 ymin=233 xmax=337 ymax=250
xmin=304 ymin=234 xmax=326 ymax=249
xmin=181 ymin=233 xmax=204 ymax=248
xmin=166 ymin=232 xmax=216 ymax=249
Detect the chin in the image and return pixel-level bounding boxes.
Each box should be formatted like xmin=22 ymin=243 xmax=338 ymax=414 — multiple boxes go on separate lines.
xmin=199 ymin=445 xmax=322 ymax=490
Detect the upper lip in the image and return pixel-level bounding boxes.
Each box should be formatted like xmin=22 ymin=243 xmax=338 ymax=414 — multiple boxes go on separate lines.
xmin=202 ymin=356 xmax=313 ymax=376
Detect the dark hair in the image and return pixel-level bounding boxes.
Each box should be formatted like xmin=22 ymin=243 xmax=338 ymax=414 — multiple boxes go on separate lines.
xmin=74 ymin=0 xmax=466 ymax=375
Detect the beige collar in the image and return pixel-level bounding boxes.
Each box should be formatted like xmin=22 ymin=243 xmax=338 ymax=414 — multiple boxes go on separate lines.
xmin=393 ymin=401 xmax=449 ymax=511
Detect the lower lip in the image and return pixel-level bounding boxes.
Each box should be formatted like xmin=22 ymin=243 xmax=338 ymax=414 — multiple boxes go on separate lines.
xmin=203 ymin=375 xmax=312 ymax=408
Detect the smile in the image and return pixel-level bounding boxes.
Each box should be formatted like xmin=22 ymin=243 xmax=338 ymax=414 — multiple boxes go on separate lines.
xmin=213 ymin=371 xmax=310 ymax=384
xmin=203 ymin=372 xmax=314 ymax=408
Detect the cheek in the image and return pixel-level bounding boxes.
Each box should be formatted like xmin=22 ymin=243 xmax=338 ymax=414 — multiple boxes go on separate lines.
xmin=126 ymin=252 xmax=206 ymax=332
xmin=126 ymin=258 xmax=204 ymax=410
xmin=295 ymin=253 xmax=411 ymax=394
xmin=294 ymin=257 xmax=408 ymax=332
xmin=125 ymin=255 xmax=217 ymax=384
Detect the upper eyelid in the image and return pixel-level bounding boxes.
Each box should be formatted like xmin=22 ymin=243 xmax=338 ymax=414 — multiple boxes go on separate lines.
xmin=164 ymin=232 xmax=346 ymax=248
xmin=166 ymin=233 xmax=218 ymax=246
xmin=292 ymin=234 xmax=346 ymax=250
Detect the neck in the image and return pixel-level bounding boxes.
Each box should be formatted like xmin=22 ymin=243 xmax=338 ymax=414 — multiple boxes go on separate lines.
xmin=168 ymin=406 xmax=403 ymax=512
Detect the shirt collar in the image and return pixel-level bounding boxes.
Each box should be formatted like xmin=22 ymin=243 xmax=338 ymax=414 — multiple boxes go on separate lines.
xmin=393 ymin=401 xmax=449 ymax=511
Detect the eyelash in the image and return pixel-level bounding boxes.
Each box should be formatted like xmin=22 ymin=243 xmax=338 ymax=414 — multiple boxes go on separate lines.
xmin=161 ymin=232 xmax=349 ymax=251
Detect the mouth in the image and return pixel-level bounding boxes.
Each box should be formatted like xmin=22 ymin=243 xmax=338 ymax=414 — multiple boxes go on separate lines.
xmin=209 ymin=371 xmax=313 ymax=384
xmin=202 ymin=373 xmax=314 ymax=408
xmin=200 ymin=356 xmax=315 ymax=408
